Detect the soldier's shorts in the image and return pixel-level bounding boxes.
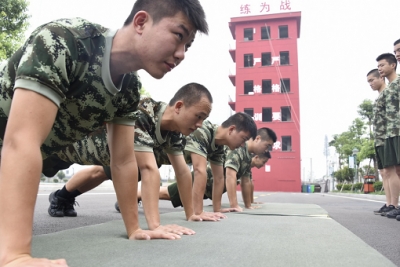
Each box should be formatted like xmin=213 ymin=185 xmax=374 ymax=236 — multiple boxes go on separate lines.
xmin=42 ymin=155 xmax=73 ymax=177
xmin=383 ymin=136 xmax=400 ymax=167
xmin=103 ymin=166 xmax=142 ymax=182
xmin=375 ymin=145 xmax=385 ymax=170
xmin=167 ymin=172 xmax=211 ymax=208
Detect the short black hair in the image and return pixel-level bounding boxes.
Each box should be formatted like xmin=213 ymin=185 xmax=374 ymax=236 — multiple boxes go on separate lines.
xmin=124 ymin=0 xmax=208 ymax=34
xmin=394 ymin=38 xmax=400 ymax=46
xmin=221 ymin=112 xmax=257 ymax=139
xmin=168 ymin=82 xmax=212 ymax=107
xmin=366 ymin=68 xmax=380 ymax=78
xmin=376 ymin=53 xmax=397 ymax=70
xmin=254 ymin=151 xmax=271 ymax=159
xmin=257 ymin=127 xmax=277 ymax=143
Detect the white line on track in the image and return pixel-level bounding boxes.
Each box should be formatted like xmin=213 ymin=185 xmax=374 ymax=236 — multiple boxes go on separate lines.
xmin=38 ymin=192 xmax=116 ymax=196
xmin=323 ymin=194 xmax=385 ymax=203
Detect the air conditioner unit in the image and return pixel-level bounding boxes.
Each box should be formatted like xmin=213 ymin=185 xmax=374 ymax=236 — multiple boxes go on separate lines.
xmin=244 ymin=37 xmax=249 ymax=41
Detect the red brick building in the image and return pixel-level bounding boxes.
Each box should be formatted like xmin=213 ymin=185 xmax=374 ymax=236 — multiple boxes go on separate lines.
xmin=228 ymin=11 xmax=301 ymax=192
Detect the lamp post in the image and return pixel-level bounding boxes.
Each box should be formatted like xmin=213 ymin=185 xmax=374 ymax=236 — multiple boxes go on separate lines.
xmin=352 ymin=148 xmax=359 ymax=184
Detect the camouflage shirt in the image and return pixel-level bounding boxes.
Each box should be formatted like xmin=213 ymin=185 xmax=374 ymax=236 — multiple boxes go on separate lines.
xmin=203 ymin=144 xmax=252 ymax=199
xmin=0 ymin=18 xmax=141 ymax=159
xmin=184 ymin=120 xmax=225 ymax=166
xmin=385 ymin=74 xmax=400 ymax=138
xmin=373 ymin=90 xmax=386 ymax=147
xmin=133 ymin=97 xmax=185 ymax=167
xmin=50 ymin=98 xmax=185 ymax=168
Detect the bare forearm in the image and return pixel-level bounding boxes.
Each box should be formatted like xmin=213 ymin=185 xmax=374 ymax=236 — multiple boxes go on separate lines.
xmin=0 ymin=145 xmax=42 ymax=263
xmin=112 ymin=161 xmax=141 ymax=237
xmin=212 ymin=176 xmax=224 ymax=212
xmin=175 ymin=170 xmax=194 ymax=220
xmin=226 ymin=175 xmax=239 ymax=207
xmin=241 ymin=179 xmax=252 ymax=208
xmin=192 ymin=170 xmax=206 ymax=215
xmin=140 ymin=168 xmax=161 ymax=230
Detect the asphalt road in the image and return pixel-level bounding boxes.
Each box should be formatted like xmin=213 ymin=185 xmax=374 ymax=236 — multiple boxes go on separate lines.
xmin=35 ymin=182 xmax=400 ymax=266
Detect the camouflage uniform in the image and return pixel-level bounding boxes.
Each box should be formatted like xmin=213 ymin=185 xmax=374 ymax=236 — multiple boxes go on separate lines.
xmin=183 ymin=120 xmax=225 ymax=165
xmin=42 ymin=98 xmax=186 ymax=179
xmin=0 ymin=18 xmax=141 ymax=159
xmin=168 ymin=120 xmax=225 ymax=207
xmin=372 ymin=90 xmax=386 ymax=169
xmin=169 ymin=144 xmax=253 ymax=206
xmin=103 ymin=98 xmax=186 ymax=179
xmin=384 ymin=74 xmax=400 ymax=167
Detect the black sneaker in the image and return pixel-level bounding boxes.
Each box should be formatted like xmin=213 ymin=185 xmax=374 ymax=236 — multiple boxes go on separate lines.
xmin=374 ymin=204 xmax=387 ymax=215
xmin=63 ymin=197 xmax=78 ymax=217
xmin=48 ymin=190 xmax=78 ymax=217
xmin=381 ymin=205 xmax=396 ymax=216
xmin=386 ymin=207 xmax=400 ymax=219
xmin=114 ymin=199 xmax=141 ymax=213
xmin=48 ymin=190 xmax=66 ymax=217
xmin=396 ymin=215 xmax=400 ymax=221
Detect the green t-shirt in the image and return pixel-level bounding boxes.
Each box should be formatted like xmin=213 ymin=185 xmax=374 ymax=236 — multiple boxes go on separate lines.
xmin=0 ymin=18 xmax=141 ymax=159
xmin=184 ymin=120 xmax=225 ymax=166
xmin=373 ymin=90 xmax=386 ymax=147
xmin=385 ymin=74 xmax=400 ymax=138
xmin=49 ymin=98 xmax=185 ymax=167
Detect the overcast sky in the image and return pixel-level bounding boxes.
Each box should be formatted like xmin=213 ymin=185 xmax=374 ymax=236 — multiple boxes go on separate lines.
xmin=25 ymin=0 xmax=400 ymax=180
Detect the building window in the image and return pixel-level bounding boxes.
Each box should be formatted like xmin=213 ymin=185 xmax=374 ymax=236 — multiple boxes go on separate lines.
xmin=280 ymin=78 xmax=290 ymax=93
xmin=244 ymin=28 xmax=253 ymax=41
xmin=280 ymin=51 xmax=289 ymax=65
xmin=262 ymin=80 xmax=272 ymax=94
xmin=261 ymin=52 xmax=271 ymax=66
xmin=244 ymin=108 xmax=254 ymax=117
xmin=281 ymin=106 xmax=291 ymax=121
xmin=261 ymin=26 xmax=270 ymax=40
xmin=279 ymin=25 xmax=288 ymax=38
xmin=244 ymin=80 xmax=253 ymax=94
xmin=282 ymin=136 xmax=292 ymax=151
xmin=262 ymin=107 xmax=272 ymax=122
xmin=244 ymin=54 xmax=253 ymax=67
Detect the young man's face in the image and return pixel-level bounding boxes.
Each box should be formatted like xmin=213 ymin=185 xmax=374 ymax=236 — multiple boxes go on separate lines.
xmin=140 ymin=11 xmax=196 ymax=79
xmin=252 ymin=156 xmax=269 ymax=169
xmin=176 ymin=96 xmax=211 ymax=136
xmin=226 ymin=129 xmax=251 ymax=150
xmin=377 ymin=59 xmax=395 ymax=77
xmin=394 ymin=43 xmax=400 ymax=63
xmin=367 ymin=74 xmax=384 ymax=91
xmin=253 ymin=137 xmax=274 ymax=155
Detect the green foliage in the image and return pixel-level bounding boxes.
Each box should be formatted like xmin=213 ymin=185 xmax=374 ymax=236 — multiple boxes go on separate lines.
xmin=0 ymin=0 xmax=30 ymax=60
xmin=62 ymin=178 xmax=69 ymax=183
xmin=53 ymin=178 xmax=59 ymax=183
xmin=40 ymin=177 xmax=45 ymax=182
xmin=353 ymin=182 xmax=363 ymax=190
xmin=139 ymin=87 xmax=151 ymax=98
xmin=357 ymin=99 xmax=374 ymax=139
xmin=57 ymin=171 xmax=65 ymax=180
xmin=333 ymin=166 xmax=354 ymax=183
xmin=373 ymin=181 xmax=383 ymax=191
xmin=360 ymin=164 xmax=376 ymax=176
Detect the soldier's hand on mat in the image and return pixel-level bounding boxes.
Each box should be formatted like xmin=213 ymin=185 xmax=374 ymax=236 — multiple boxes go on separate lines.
xmin=129 ymin=228 xmax=182 ymax=240
xmin=155 ymin=224 xmax=196 ymax=236
xmin=4 ymin=256 xmax=68 ymax=267
xmin=245 ymin=205 xmax=261 ymax=210
xmin=200 ymin=211 xmax=226 ymax=221
xmin=220 ymin=207 xmax=243 ymax=212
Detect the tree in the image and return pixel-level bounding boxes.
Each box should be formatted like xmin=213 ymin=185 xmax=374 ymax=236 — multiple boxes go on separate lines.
xmin=357 ymin=99 xmax=379 ymax=180
xmin=57 ymin=171 xmax=66 ymax=180
xmin=357 ymin=99 xmax=374 ymax=139
xmin=0 ymin=0 xmax=30 ymax=60
xmin=139 ymin=86 xmax=151 ymax=98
